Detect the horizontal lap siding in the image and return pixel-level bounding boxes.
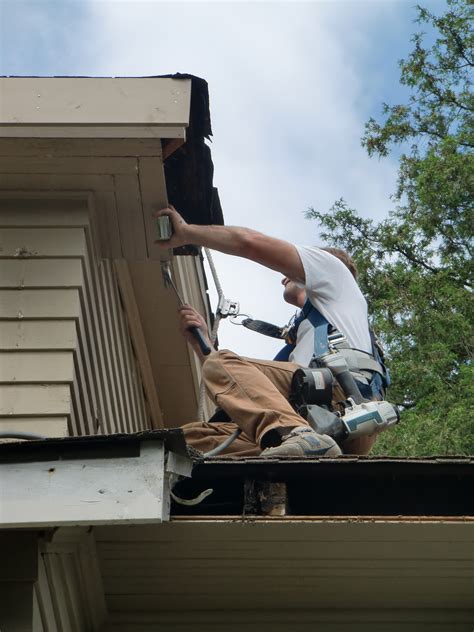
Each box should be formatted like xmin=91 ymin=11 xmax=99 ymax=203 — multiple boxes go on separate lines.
xmin=0 ymin=197 xmax=150 ymax=437
xmin=0 ymin=351 xmax=74 ymax=381
xmin=0 ymin=321 xmax=77 ymax=349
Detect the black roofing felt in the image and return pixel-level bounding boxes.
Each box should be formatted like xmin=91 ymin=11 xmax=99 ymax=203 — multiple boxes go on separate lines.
xmin=0 ymin=429 xmax=188 ymax=462
xmin=163 ymin=74 xmax=224 ymax=256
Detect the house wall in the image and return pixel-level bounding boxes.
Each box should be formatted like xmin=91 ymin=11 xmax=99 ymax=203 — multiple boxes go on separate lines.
xmin=0 ymin=77 xmax=213 ymax=431
xmin=0 ymin=195 xmax=150 ymax=437
xmin=0 ymin=139 xmax=213 ymax=431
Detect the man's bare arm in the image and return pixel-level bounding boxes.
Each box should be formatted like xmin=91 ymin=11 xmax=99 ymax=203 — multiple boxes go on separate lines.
xmin=154 ymin=206 xmax=305 ymax=283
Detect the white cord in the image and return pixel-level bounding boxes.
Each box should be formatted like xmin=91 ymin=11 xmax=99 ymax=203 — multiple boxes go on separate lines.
xmin=204 ymin=246 xmax=224 ymax=300
xmin=197 ymin=248 xmax=225 ymax=421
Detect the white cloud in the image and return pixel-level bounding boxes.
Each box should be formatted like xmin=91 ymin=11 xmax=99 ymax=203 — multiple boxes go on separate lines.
xmin=2 ymin=0 xmax=415 ymax=358
xmin=81 ymin=0 xmax=409 ymax=356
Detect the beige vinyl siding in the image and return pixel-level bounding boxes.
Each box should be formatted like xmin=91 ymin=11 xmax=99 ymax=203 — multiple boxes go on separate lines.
xmin=0 ymin=259 xmax=83 ymax=288
xmin=0 ymin=196 xmax=151 ymax=436
xmin=0 ymin=321 xmax=77 ymax=350
xmin=0 ymin=289 xmax=81 ymax=319
xmin=0 ymin=385 xmax=70 ymax=416
xmin=0 ymin=80 xmax=205 ymax=427
xmin=0 ymin=164 xmax=166 ymax=261
xmin=0 ymin=352 xmax=73 ymax=382
xmin=0 ymin=416 xmax=68 ymax=438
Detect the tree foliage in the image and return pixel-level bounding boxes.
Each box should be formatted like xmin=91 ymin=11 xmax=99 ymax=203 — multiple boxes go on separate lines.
xmin=307 ymin=0 xmax=473 ymax=455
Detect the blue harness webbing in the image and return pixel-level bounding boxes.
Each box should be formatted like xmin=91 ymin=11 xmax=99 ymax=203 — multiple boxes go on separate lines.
xmin=273 ymin=299 xmax=387 ymax=398
xmin=273 ymin=299 xmax=330 ymax=361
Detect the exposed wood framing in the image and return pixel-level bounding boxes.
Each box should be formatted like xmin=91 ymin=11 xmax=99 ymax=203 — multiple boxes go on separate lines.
xmin=244 ymin=480 xmax=288 ymax=516
xmin=162 ymin=137 xmax=185 ymax=160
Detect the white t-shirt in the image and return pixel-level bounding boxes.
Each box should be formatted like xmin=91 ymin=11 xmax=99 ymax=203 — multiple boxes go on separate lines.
xmin=289 ymin=246 xmax=372 ymax=366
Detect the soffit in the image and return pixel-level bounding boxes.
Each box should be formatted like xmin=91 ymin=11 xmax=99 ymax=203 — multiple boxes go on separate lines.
xmin=94 ymin=520 xmax=474 ymax=612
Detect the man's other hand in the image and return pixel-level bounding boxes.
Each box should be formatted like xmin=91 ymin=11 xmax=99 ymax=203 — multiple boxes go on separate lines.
xmin=178 ymin=304 xmax=213 ymax=356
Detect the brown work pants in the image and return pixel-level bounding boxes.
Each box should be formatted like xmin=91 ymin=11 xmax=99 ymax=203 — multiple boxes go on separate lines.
xmin=182 ymin=350 xmax=376 ymax=457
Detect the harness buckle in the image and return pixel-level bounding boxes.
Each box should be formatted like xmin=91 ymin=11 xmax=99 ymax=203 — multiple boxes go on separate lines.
xmin=328 ymin=331 xmax=346 ymax=349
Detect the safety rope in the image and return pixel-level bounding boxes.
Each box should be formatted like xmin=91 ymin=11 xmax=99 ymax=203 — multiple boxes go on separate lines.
xmin=197 ymin=248 xmax=225 ymax=421
xmin=204 ymin=246 xmax=224 ymax=301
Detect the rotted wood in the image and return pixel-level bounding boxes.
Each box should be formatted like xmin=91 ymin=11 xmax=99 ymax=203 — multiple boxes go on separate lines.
xmin=243 ymin=479 xmax=288 ymax=517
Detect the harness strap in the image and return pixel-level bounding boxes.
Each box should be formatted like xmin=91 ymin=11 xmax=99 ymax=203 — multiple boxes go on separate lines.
xmin=273 ymin=300 xmax=388 ymax=398
xmin=242 ymin=318 xmax=285 ymax=339
xmin=303 ymin=299 xmax=332 ymax=357
xmin=334 ymin=347 xmax=385 ymax=376
xmin=274 ymin=299 xmax=331 ymax=361
xmin=273 ymin=300 xmax=314 ymax=361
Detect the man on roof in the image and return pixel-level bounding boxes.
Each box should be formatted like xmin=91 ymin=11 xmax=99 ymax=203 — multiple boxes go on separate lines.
xmin=155 ymin=205 xmax=390 ymax=458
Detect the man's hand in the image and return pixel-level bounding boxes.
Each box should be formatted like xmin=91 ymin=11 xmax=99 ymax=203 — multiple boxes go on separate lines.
xmin=178 ymin=304 xmax=214 ymax=360
xmin=153 ymin=204 xmax=305 ymax=283
xmin=153 ymin=205 xmax=191 ymax=248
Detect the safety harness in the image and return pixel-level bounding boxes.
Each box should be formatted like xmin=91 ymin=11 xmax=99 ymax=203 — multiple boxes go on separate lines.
xmin=244 ymin=299 xmax=390 ymax=399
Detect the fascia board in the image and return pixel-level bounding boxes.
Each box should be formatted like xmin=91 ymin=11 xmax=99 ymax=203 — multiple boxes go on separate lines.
xmin=0 ymin=77 xmax=192 ymax=128
xmin=0 ymin=440 xmax=185 ymax=527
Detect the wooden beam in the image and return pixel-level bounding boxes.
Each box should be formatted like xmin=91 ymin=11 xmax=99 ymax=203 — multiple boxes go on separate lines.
xmin=114 ymin=259 xmax=164 ymax=428
xmin=162 ymin=137 xmax=185 ymax=160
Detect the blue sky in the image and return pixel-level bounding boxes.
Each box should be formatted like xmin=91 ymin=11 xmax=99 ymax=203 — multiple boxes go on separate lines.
xmin=0 ymin=0 xmax=445 ymax=358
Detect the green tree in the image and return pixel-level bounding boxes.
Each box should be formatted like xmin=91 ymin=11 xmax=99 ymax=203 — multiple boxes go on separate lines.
xmin=308 ymin=0 xmax=473 ymax=456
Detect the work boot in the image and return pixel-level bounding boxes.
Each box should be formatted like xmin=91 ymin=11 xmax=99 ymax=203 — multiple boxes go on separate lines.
xmin=261 ymin=427 xmax=342 ymax=458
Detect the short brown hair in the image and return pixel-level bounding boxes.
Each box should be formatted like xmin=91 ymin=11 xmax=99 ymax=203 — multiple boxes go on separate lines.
xmin=320 ymin=247 xmax=358 ymax=279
